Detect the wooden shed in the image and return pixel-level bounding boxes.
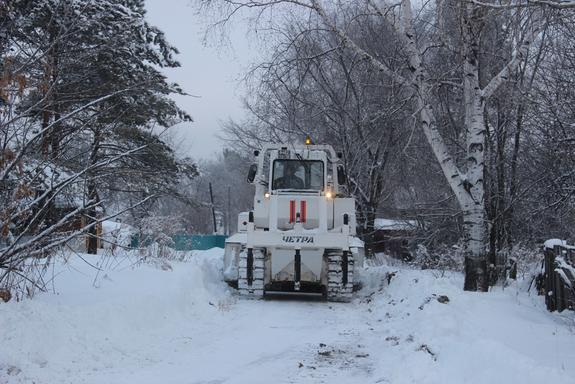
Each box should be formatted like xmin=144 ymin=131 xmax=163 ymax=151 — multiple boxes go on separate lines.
xmin=372 ymin=218 xmax=417 ymax=260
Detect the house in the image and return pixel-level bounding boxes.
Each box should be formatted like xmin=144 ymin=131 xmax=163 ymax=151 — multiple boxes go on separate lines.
xmin=0 ymin=157 xmax=88 ymax=248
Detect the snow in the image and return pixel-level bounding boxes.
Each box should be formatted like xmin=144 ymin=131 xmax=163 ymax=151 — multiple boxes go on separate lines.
xmin=544 ymin=239 xmax=567 ymax=249
xmin=556 ymin=257 xmax=575 ymax=287
xmin=543 ymin=238 xmax=575 ymax=250
xmin=226 ymin=232 xmax=246 ymax=244
xmin=1 ymin=250 xmax=574 ymax=384
xmin=100 ymin=220 xmax=135 ymax=249
xmin=374 ymin=218 xmax=417 ymax=231
xmin=350 ymin=236 xmax=364 ymax=248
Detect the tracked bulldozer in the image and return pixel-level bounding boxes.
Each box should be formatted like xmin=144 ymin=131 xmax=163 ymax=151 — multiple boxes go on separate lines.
xmin=223 ymin=140 xmax=364 ymax=301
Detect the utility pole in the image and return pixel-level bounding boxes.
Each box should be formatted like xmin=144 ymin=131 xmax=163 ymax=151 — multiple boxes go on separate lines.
xmin=226 ymin=186 xmax=231 ymax=236
xmin=209 ymin=182 xmax=217 ymax=234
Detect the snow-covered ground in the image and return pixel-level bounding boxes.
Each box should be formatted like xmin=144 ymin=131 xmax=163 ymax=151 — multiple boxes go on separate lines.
xmin=1 ymin=249 xmax=574 ymax=384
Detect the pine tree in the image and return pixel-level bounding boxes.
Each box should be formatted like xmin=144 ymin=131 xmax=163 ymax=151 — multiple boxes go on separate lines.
xmin=1 ymin=0 xmax=195 ymax=289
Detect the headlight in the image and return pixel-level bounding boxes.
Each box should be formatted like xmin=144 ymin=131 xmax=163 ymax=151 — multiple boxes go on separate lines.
xmin=264 ymin=192 xmax=270 ymax=198
xmin=325 ymin=191 xmax=333 ymax=199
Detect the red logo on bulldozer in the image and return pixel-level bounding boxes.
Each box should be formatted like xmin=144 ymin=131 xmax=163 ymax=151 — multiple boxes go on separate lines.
xmin=289 ymin=200 xmax=307 ymax=223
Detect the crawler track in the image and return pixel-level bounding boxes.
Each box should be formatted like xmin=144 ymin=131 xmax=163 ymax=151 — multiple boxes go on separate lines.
xmin=326 ymin=249 xmax=354 ymax=302
xmin=238 ymin=248 xmax=265 ymax=298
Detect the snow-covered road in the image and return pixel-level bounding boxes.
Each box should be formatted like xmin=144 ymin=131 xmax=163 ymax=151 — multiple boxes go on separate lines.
xmin=1 ymin=249 xmax=574 ymax=384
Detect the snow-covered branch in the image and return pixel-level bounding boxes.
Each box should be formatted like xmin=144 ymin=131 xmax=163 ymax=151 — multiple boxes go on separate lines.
xmin=482 ymin=14 xmax=541 ymax=99
xmin=309 ymin=0 xmax=409 ymax=87
xmin=0 ymin=88 xmax=132 ymax=183
xmin=470 ymin=0 xmax=575 ymax=9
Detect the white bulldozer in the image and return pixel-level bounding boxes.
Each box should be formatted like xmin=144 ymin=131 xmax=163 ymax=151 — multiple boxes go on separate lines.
xmin=223 ymin=140 xmax=364 ymax=301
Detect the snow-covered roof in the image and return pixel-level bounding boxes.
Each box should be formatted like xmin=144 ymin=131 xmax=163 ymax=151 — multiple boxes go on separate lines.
xmin=543 ymin=239 xmax=575 ymax=250
xmin=374 ymin=218 xmax=417 ymax=231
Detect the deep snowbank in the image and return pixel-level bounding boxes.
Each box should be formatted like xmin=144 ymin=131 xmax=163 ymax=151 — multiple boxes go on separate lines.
xmin=0 ymin=248 xmax=231 ymax=383
xmin=360 ymin=261 xmax=575 ymax=384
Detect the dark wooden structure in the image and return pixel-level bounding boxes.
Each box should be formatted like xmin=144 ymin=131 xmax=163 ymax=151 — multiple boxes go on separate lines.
xmin=372 ymin=219 xmax=417 ymax=260
xmin=543 ymin=243 xmax=575 ymax=312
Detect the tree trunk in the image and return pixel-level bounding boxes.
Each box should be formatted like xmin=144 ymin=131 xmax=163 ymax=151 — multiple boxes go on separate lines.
xmin=356 ymin=202 xmax=376 ymax=256
xmin=461 ymin=98 xmax=488 ymax=291
xmin=86 ymin=181 xmax=99 ymax=255
xmin=42 ymin=25 xmax=60 ymax=157
xmin=463 ymin=93 xmax=486 ymax=267
xmin=41 ymin=109 xmax=50 ymax=155
xmin=462 ymin=205 xmax=488 ymax=291
xmin=365 ymin=207 xmax=376 ymax=256
xmin=85 ymin=128 xmax=101 ymax=255
xmin=460 ymin=4 xmax=489 ymax=291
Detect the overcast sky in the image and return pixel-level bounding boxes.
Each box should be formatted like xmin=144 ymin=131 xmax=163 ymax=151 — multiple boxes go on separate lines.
xmin=144 ymin=0 xmax=254 ymax=160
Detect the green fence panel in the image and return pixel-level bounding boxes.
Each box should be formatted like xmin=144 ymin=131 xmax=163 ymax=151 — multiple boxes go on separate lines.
xmin=131 ymin=234 xmax=227 ymax=251
xmin=130 ymin=233 xmax=153 ymax=248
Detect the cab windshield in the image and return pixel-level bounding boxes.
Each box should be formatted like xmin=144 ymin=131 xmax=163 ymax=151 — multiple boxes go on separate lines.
xmin=272 ymin=160 xmax=324 ymax=190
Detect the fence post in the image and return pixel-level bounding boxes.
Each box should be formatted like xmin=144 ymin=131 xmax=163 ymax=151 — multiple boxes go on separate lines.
xmin=564 ymin=249 xmax=575 ymax=311
xmin=555 ymin=245 xmax=564 ymax=311
xmin=554 ymin=268 xmax=565 ymax=312
xmin=544 ymin=247 xmax=556 ymax=311
xmin=544 ymin=243 xmax=575 ymax=312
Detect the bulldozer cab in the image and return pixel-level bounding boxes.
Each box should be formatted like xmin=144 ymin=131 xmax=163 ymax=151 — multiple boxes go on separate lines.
xmin=249 ymin=144 xmax=341 ymax=198
xmin=272 ymin=160 xmax=323 ymax=191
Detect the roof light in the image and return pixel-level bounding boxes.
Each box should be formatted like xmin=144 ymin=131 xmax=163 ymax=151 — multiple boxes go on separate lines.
xmin=305 ymin=136 xmax=312 ymax=145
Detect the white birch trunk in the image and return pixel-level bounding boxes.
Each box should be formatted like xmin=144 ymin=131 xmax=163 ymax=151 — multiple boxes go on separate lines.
xmin=402 ymin=1 xmax=487 ymax=273
xmin=459 ymin=4 xmax=488 ymax=290
xmin=461 ymin=98 xmax=488 ymax=289
xmin=399 ymin=1 xmax=466 ymax=199
xmin=461 ymin=91 xmax=486 ymax=261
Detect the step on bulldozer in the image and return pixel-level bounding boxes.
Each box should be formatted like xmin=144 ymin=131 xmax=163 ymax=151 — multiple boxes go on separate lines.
xmin=223 ymin=140 xmax=364 ymax=302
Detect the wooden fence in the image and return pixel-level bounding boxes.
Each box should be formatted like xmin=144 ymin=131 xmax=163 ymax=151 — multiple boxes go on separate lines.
xmin=543 ymin=242 xmax=575 ymax=312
